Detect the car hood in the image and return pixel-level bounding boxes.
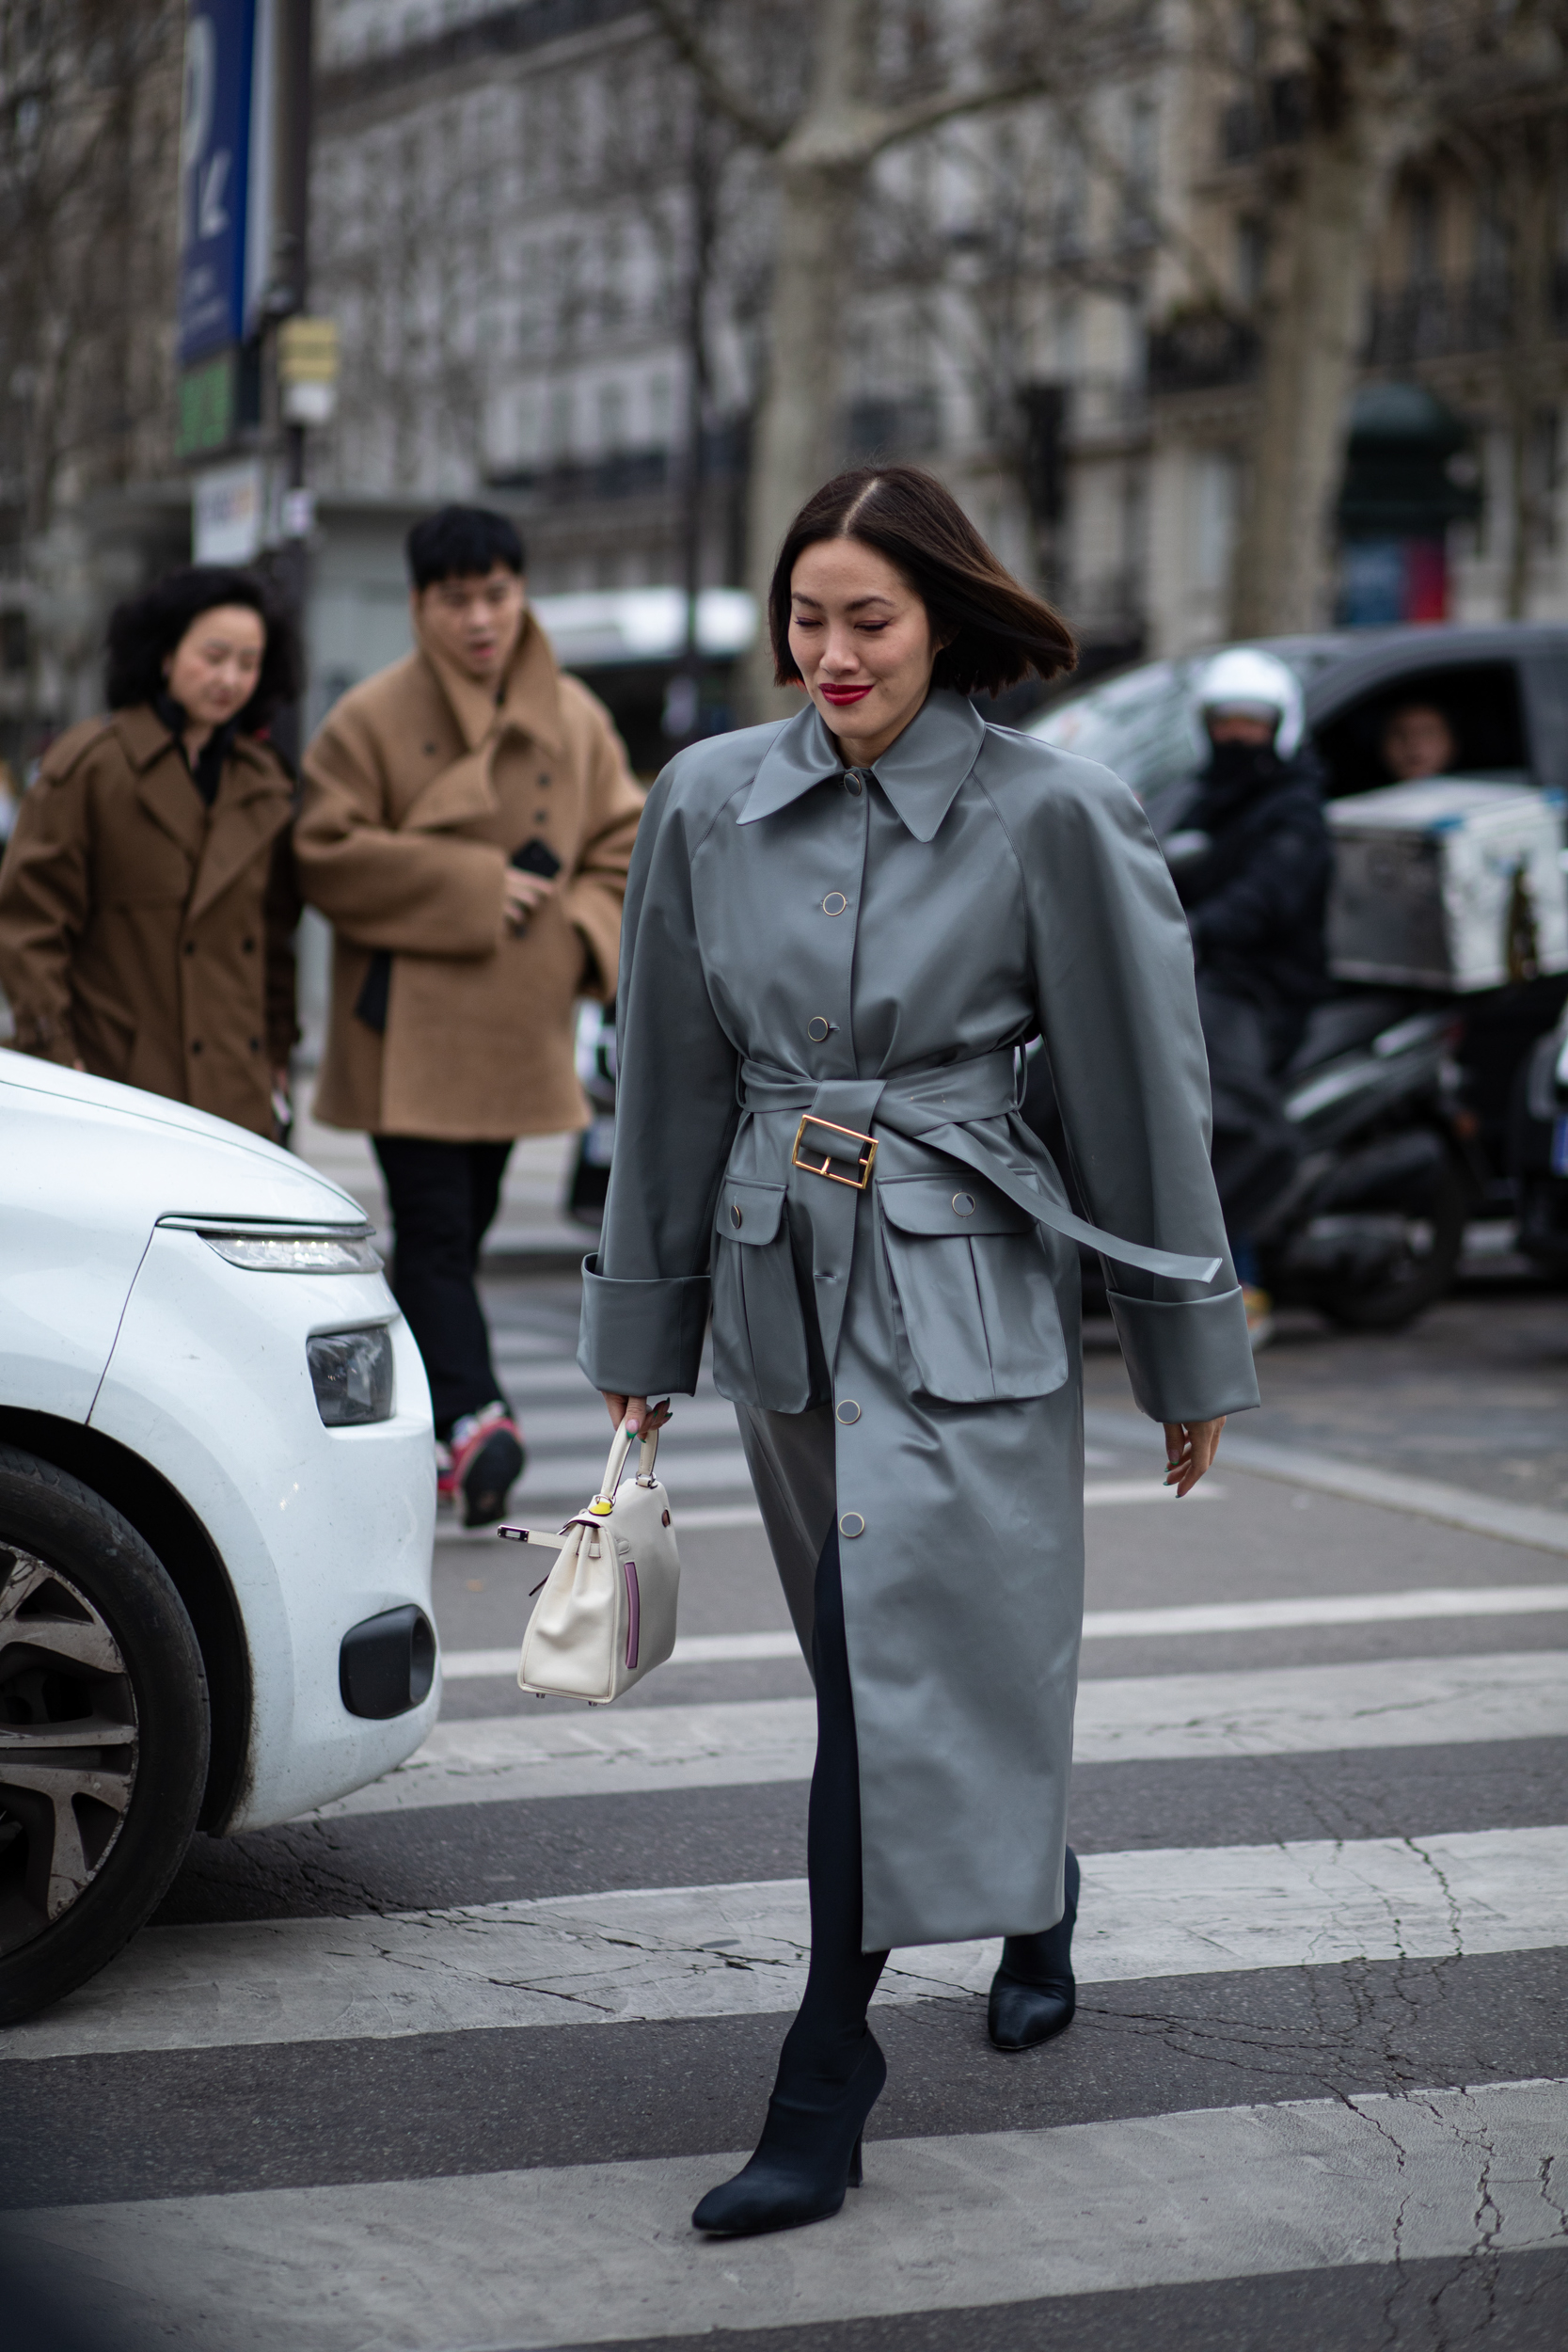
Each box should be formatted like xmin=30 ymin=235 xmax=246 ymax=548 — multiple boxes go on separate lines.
xmin=0 ymin=1051 xmax=362 ymax=1228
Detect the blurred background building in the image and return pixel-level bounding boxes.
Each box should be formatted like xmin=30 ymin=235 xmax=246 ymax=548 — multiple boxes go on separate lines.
xmin=4 ymin=0 xmax=1568 ymax=778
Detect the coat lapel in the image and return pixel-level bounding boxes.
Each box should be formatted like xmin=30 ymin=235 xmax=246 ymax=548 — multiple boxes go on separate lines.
xmin=738 ymin=689 xmax=985 ymax=840
xmin=119 ymin=710 xmax=208 ymax=864
xmin=186 ymin=741 xmax=293 ymax=922
xmin=399 ymin=614 xmax=566 ymax=835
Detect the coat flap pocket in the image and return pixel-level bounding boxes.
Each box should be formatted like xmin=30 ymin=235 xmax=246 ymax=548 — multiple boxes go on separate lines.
xmin=878 ymin=1175 xmax=1034 ymax=1238
xmin=716 ymin=1175 xmax=786 ymax=1246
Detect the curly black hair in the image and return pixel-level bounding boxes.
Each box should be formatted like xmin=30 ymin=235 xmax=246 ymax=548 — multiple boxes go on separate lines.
xmin=104 ymin=565 xmax=304 ymax=730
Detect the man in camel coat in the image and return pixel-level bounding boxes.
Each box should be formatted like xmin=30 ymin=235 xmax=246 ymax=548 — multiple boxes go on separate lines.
xmin=295 ymin=505 xmax=641 ymax=1525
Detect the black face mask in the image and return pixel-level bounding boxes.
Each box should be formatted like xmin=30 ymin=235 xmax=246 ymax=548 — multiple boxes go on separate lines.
xmin=1202 ymin=738 xmax=1281 ymax=797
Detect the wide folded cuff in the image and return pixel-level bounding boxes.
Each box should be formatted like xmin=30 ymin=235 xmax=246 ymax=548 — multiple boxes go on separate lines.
xmin=1106 ymin=1285 xmax=1260 ymax=1423
xmin=578 ymin=1257 xmax=711 ymax=1396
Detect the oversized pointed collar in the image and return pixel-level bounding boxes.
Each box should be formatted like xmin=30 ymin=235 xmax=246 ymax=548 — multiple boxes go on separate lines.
xmin=416 ymin=609 xmax=564 ymax=758
xmin=738 ymin=687 xmax=987 ymax=843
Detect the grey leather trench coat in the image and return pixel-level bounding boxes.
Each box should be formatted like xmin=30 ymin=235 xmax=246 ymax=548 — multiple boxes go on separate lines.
xmin=579 ymin=689 xmax=1259 ymax=1952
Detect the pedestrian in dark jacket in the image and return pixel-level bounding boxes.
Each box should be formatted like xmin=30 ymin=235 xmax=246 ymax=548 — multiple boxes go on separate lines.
xmin=1172 ymin=646 xmax=1332 ymax=1345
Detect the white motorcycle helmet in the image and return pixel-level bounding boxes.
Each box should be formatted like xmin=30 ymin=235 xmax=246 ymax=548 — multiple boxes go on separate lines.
xmin=1193 ymin=646 xmax=1305 ymax=760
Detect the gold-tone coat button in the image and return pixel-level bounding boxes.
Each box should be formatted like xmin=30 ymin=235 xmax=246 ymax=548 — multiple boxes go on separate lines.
xmin=806 ymin=1016 xmax=832 ymax=1042
xmin=730 ymin=1203 xmax=744 ymax=1229
xmin=839 ymin=1511 xmax=865 ymax=1538
xmin=835 ymin=1399 xmax=862 ymax=1424
xmin=845 ymin=773 xmax=863 ymax=796
xmin=822 ymin=892 xmax=847 ymax=916
xmin=952 ymin=1193 xmax=975 ymax=1216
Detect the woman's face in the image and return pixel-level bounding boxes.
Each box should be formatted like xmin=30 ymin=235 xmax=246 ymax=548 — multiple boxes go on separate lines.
xmin=788 ymin=538 xmax=940 ymax=765
xmin=163 ymin=604 xmax=266 ymax=730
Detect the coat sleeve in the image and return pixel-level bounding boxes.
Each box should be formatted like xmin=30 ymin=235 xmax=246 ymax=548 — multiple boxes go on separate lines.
xmin=562 ymin=695 xmax=643 ymax=998
xmin=1021 ymin=758 xmax=1259 ymax=1424
xmin=577 ymin=769 xmax=740 ymax=1396
xmin=0 ymin=759 xmax=92 ymax=1064
xmin=294 ymin=709 xmax=507 ymax=957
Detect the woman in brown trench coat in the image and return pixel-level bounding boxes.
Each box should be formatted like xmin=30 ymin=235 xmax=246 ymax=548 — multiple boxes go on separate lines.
xmin=0 ymin=567 xmax=302 ymax=1138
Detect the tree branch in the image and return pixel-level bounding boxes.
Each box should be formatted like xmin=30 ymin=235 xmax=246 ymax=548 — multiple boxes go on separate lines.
xmin=862 ymin=70 xmax=1055 ymax=159
xmin=645 ymin=0 xmax=789 ymax=151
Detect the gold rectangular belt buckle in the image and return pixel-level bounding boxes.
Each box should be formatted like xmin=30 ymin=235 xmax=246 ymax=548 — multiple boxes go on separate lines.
xmin=792 ymin=1115 xmax=879 ymax=1190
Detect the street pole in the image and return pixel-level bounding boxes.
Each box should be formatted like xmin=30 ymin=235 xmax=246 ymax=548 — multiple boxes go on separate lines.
xmin=265 ymin=0 xmax=314 ymax=776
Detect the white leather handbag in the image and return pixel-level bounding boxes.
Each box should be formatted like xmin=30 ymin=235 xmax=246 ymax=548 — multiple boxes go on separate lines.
xmin=498 ymin=1421 xmax=680 ymax=1702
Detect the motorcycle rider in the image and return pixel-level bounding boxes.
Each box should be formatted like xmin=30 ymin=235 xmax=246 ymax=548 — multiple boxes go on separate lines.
xmin=1172 ymin=648 xmax=1333 ymax=1347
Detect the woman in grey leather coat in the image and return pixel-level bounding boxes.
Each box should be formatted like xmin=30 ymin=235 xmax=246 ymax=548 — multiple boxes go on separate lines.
xmin=581 ymin=467 xmax=1259 ymax=2237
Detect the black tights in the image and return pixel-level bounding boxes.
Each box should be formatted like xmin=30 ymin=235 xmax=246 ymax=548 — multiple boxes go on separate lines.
xmin=779 ymin=1527 xmax=889 ymax=2086
xmin=779 ymin=1526 xmax=1077 ymax=2090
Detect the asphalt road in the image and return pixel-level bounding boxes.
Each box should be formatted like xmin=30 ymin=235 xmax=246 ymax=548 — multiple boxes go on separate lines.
xmin=5 ymin=1274 xmax=1567 ymax=2350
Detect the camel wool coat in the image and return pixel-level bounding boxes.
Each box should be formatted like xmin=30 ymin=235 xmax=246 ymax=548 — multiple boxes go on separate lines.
xmin=579 ymin=689 xmax=1260 ymax=1954
xmin=0 ymin=706 xmax=297 ymax=1136
xmin=296 ymin=615 xmax=641 ymax=1140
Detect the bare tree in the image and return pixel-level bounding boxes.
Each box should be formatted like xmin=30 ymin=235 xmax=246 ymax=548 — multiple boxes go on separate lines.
xmin=0 ymin=1 xmax=182 ymax=733
xmin=1214 ymin=1 xmax=1568 ymax=637
xmin=651 ymin=0 xmax=1141 ymax=710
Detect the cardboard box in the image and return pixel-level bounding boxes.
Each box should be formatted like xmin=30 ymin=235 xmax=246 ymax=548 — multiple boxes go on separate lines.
xmin=1326 ymin=778 xmax=1568 ymax=993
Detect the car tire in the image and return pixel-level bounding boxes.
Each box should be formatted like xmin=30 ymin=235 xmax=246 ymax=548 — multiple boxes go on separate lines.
xmin=1310 ymin=1149 xmax=1469 ymax=1331
xmin=0 ymin=1444 xmax=209 ymax=2027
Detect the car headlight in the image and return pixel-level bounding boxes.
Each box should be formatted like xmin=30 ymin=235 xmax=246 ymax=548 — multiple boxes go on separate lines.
xmin=201 ymin=1232 xmax=382 ymax=1273
xmin=308 ymin=1326 xmax=395 ymax=1425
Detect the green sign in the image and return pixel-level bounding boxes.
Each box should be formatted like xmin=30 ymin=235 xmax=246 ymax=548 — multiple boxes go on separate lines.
xmin=177 ymin=350 xmax=237 ymax=458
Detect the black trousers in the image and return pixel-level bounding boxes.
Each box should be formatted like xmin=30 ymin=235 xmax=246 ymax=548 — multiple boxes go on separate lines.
xmin=781 ymin=1527 xmax=890 ymax=2085
xmin=1196 ymin=977 xmax=1306 ymax=1245
xmin=372 ymin=1136 xmax=512 ymax=1437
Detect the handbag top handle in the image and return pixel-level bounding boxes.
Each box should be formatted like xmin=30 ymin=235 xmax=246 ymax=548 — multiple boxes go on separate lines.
xmin=588 ymin=1421 xmax=662 ymax=1516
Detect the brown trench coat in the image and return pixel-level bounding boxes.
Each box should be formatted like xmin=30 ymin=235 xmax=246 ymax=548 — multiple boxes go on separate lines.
xmin=295 ymin=615 xmax=641 ymax=1140
xmin=0 ymin=706 xmax=298 ymax=1137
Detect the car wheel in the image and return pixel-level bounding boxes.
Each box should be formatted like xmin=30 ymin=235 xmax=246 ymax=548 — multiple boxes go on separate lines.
xmin=1310 ymin=1151 xmax=1468 ymax=1331
xmin=0 ymin=1444 xmax=209 ymax=2027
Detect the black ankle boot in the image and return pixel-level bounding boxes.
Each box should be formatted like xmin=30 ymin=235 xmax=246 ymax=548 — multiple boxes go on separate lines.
xmin=691 ymin=2032 xmax=886 ymax=2236
xmin=988 ymin=1846 xmax=1079 ymax=2052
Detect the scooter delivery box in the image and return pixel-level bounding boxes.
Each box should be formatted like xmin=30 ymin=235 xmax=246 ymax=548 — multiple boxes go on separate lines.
xmin=1326 ymin=777 xmax=1568 ymax=993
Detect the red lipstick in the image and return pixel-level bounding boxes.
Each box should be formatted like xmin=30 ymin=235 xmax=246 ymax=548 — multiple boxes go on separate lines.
xmin=820 ymin=683 xmax=873 ymax=706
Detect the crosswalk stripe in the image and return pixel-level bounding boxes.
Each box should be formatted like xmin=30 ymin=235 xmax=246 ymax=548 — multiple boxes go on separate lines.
xmin=10 ymin=2078 xmax=1556 ymax=2348
xmin=328 ymin=1650 xmax=1568 ymax=1817
xmin=8 ymin=1827 xmax=1565 ymax=2065
xmin=438 ymin=1582 xmax=1568 ymax=1677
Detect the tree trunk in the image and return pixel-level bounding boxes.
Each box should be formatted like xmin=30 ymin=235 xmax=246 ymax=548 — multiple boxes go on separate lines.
xmin=737 ymin=0 xmax=878 ymax=719
xmin=1229 ymin=17 xmax=1416 ymax=638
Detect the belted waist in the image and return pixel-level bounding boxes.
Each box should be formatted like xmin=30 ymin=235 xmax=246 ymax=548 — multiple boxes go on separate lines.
xmin=740 ymin=1049 xmax=1019 ymax=1127
xmin=736 ymin=1051 xmax=1223 ymax=1287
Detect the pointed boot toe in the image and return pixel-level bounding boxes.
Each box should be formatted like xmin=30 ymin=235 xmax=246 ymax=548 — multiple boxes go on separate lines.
xmin=692 ymin=2038 xmax=883 ymax=2237
xmin=987 ymin=1969 xmax=1076 ymax=2052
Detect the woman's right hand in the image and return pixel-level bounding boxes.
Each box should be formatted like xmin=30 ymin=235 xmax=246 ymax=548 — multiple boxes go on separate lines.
xmin=601 ymin=1392 xmax=673 ymax=1439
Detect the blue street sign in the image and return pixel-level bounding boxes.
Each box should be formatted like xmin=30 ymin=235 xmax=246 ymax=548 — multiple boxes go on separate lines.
xmin=178 ymin=0 xmax=258 ymax=365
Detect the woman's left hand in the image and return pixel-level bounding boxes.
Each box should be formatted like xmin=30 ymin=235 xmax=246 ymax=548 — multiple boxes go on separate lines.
xmin=1163 ymin=1416 xmax=1225 ymax=1499
xmin=601 ymin=1392 xmax=673 ymax=1440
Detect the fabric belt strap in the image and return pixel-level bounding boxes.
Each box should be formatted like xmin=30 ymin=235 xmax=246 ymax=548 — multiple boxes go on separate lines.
xmin=738 ymin=1049 xmax=1223 ymax=1287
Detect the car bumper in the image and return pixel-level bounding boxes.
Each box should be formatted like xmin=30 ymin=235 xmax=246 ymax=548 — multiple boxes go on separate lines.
xmin=90 ymin=1226 xmax=439 ymax=1832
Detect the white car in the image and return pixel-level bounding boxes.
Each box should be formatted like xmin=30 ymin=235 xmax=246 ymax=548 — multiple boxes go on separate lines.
xmin=0 ymin=1050 xmax=438 ymax=2024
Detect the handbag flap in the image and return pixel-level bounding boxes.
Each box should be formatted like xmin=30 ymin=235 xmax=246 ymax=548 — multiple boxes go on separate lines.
xmin=878 ymin=1174 xmax=1035 ymax=1237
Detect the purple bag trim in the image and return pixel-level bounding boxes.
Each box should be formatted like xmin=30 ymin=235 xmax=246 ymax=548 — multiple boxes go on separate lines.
xmin=624 ymin=1559 xmax=641 ymax=1671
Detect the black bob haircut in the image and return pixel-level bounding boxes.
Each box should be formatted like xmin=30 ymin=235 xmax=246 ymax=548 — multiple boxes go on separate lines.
xmin=769 ymin=465 xmax=1076 ymax=700
xmin=406 ymin=504 xmax=526 ymax=590
xmin=104 ymin=565 xmax=303 ymax=731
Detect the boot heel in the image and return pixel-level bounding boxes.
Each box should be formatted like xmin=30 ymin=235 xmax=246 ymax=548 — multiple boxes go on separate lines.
xmin=847 ymin=2134 xmax=863 ymax=2188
